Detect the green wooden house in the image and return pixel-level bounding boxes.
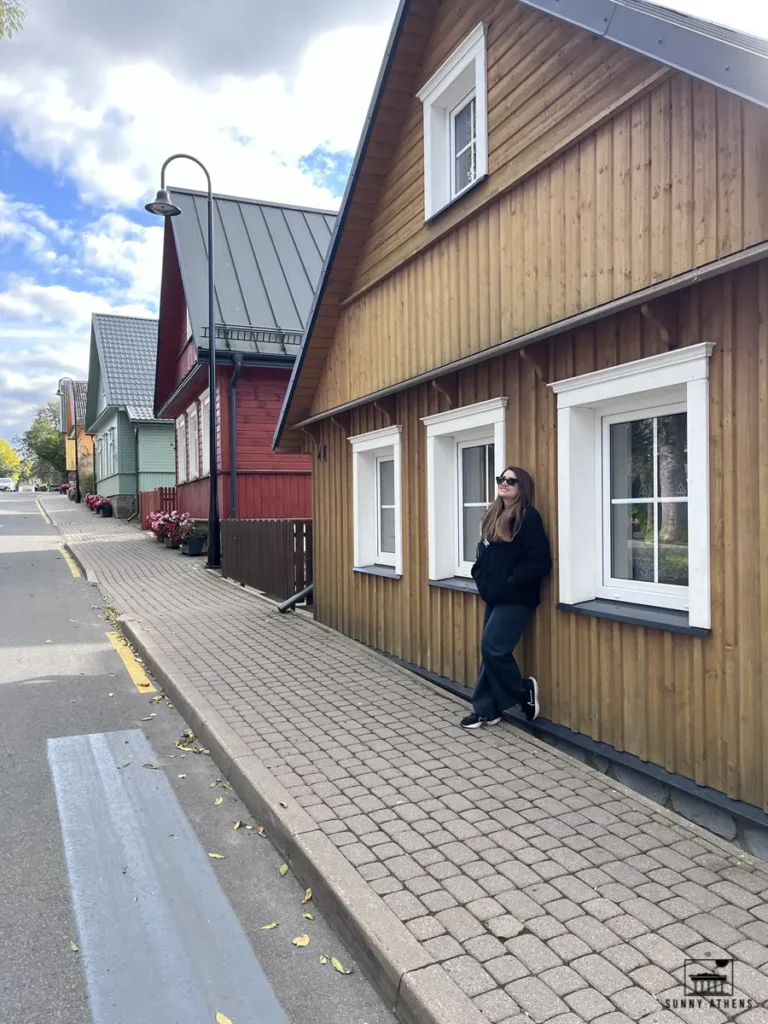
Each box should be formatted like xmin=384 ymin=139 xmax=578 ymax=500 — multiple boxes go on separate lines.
xmin=85 ymin=314 xmax=175 ymax=517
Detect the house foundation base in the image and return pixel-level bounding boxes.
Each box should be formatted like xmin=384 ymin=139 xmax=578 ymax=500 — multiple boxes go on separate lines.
xmin=111 ymin=495 xmax=137 ymax=519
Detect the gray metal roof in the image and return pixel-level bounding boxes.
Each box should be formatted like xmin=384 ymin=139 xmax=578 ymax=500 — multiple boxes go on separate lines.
xmin=168 ymin=188 xmax=337 ymax=349
xmin=72 ymin=381 xmax=87 ymax=425
xmin=516 ymin=0 xmax=768 ymax=108
xmin=92 ymin=314 xmax=164 ymax=422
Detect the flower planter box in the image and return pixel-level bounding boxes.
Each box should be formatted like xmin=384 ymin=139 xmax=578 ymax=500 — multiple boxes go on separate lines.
xmin=164 ymin=536 xmax=180 ymax=549
xmin=100 ymin=505 xmax=113 ymax=518
xmin=154 ymin=533 xmax=164 ymax=542
xmin=180 ymin=536 xmax=206 ymax=557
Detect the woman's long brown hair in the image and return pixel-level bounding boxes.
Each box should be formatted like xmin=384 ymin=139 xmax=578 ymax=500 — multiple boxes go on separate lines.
xmin=480 ymin=466 xmax=534 ymax=543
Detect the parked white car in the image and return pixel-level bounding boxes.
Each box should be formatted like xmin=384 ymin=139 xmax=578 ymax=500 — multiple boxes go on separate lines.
xmin=0 ymin=477 xmax=15 ymax=492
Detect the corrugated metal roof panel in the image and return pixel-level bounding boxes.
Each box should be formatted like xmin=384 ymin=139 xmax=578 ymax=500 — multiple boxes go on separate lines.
xmin=169 ymin=189 xmax=336 ymax=348
xmin=92 ymin=314 xmax=164 ymax=422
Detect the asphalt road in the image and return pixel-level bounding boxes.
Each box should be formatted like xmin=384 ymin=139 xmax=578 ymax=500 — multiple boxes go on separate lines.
xmin=0 ymin=492 xmax=395 ymax=1024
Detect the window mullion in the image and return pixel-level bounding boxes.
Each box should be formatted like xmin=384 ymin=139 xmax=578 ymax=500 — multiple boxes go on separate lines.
xmin=653 ymin=417 xmax=659 ymax=585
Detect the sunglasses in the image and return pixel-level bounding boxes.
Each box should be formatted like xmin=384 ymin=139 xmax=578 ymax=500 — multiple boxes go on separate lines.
xmin=496 ymin=475 xmax=519 ymax=486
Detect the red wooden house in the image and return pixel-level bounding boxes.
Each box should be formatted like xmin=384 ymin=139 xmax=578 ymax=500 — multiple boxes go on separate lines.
xmin=153 ymin=188 xmax=336 ymax=520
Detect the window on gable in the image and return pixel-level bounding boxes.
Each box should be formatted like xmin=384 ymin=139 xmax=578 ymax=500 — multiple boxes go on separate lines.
xmin=349 ymin=426 xmax=403 ymax=576
xmin=417 ymin=23 xmax=488 ymax=221
xmin=422 ymin=397 xmax=507 ymax=581
xmin=550 ymin=343 xmax=714 ymax=630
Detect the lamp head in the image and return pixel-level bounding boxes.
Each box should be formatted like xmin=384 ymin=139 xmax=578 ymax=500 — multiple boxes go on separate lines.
xmin=145 ymin=189 xmax=181 ymax=217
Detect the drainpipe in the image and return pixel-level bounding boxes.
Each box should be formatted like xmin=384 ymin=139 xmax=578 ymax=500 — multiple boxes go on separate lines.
xmin=127 ymin=424 xmax=140 ymax=522
xmin=229 ymin=354 xmax=243 ymax=520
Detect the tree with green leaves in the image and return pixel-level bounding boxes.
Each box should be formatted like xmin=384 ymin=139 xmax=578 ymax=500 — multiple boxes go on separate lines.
xmin=0 ymin=0 xmax=24 ymax=38
xmin=14 ymin=402 xmax=67 ymax=484
xmin=0 ymin=438 xmax=20 ymax=478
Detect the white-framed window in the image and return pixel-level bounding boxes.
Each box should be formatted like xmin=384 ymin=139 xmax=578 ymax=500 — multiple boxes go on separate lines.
xmin=417 ymin=22 xmax=488 ymax=221
xmin=107 ymin=428 xmax=115 ymax=477
xmin=549 ymin=342 xmax=715 ymax=629
xmin=422 ymin=397 xmax=507 ymax=580
xmin=176 ymin=415 xmax=187 ymax=484
xmin=96 ymin=438 xmax=102 ymax=480
xmin=349 ymin=425 xmax=403 ymax=576
xmin=200 ymin=391 xmax=211 ymax=476
xmin=187 ymin=402 xmax=199 ymax=480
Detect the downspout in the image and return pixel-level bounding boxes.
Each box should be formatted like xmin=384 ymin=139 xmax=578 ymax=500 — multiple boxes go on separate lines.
xmin=127 ymin=424 xmax=140 ymax=523
xmin=229 ymin=354 xmax=244 ymax=520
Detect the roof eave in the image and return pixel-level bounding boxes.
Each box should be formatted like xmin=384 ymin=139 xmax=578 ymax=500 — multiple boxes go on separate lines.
xmin=273 ymin=0 xmax=413 ymax=451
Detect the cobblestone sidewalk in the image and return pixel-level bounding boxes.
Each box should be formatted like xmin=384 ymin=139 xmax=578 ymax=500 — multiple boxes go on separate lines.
xmin=45 ymin=497 xmax=768 ymax=1024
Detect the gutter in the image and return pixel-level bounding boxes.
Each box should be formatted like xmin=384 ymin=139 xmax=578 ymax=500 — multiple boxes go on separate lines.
xmin=229 ymin=354 xmax=244 ymax=520
xmin=292 ymin=238 xmax=768 ymax=431
xmin=273 ymin=0 xmax=413 ymax=450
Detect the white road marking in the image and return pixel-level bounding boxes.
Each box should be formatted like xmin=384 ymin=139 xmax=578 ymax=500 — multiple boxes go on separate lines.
xmin=48 ymin=730 xmax=289 ymax=1024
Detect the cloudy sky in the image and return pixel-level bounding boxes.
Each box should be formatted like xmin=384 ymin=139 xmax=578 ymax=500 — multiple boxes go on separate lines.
xmin=0 ymin=0 xmax=766 ymax=443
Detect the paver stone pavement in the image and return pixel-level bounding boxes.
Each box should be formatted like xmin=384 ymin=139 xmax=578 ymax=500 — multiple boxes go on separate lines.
xmin=43 ymin=498 xmax=768 ymax=1024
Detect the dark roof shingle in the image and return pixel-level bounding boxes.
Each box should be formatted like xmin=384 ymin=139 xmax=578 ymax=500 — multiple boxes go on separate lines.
xmin=92 ymin=314 xmax=162 ymax=422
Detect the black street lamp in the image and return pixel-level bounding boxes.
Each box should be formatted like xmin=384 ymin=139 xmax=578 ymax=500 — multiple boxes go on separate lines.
xmin=56 ymin=377 xmax=81 ymax=503
xmin=146 ymin=155 xmax=221 ymax=570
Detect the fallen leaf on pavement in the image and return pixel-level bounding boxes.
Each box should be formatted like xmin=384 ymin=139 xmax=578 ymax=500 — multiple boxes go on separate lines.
xmin=143 ymin=763 xmax=160 ymax=770
xmin=331 ymin=957 xmax=353 ymax=975
xmin=292 ymin=935 xmax=310 ymax=947
xmin=216 ymin=1014 xmax=233 ymax=1024
xmin=260 ymin=923 xmax=278 ymax=930
xmin=214 ymin=796 xmax=224 ymax=806
xmin=303 ymin=913 xmax=314 ymax=920
xmin=44 ymin=640 xmax=52 ymax=644
xmin=208 ymin=853 xmax=224 ymax=860
xmin=117 ymin=763 xmax=131 ymax=770
xmin=209 ymin=780 xmax=220 ymax=788
xmin=256 ymin=825 xmax=265 ymax=836
xmin=70 ymin=940 xmax=79 ymax=952
xmin=233 ymin=821 xmax=243 ymax=831
xmin=140 ymin=714 xmax=157 ymax=721
xmin=121 ymin=866 xmax=127 ymax=874
xmin=177 ymin=774 xmax=187 ymax=779
xmin=108 ymin=693 xmax=114 ymax=697
xmin=279 ymin=863 xmax=289 ymax=877
xmin=319 ymin=955 xmax=328 ymax=965
xmin=301 ymin=888 xmax=312 ymax=904
xmin=279 ymin=801 xmax=287 ymax=808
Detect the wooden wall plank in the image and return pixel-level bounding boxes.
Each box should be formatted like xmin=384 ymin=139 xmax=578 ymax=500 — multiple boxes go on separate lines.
xmin=312 ymin=261 xmax=768 ymax=812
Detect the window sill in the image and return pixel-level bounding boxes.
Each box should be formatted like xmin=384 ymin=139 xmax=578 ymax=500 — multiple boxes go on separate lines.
xmin=425 ymin=173 xmax=488 ymax=224
xmin=428 ymin=576 xmax=478 ymax=595
xmin=557 ymin=599 xmax=710 ymax=638
xmin=353 ymin=565 xmax=402 ymax=580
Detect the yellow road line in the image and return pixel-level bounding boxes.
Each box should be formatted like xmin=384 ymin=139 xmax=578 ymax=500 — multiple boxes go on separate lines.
xmin=37 ymin=500 xmax=52 ymax=525
xmin=106 ymin=632 xmax=157 ymax=694
xmin=59 ymin=546 xmax=82 ymax=578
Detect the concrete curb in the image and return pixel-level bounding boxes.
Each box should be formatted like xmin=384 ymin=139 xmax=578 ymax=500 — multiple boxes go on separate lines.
xmin=118 ymin=613 xmax=486 ymax=1024
xmin=63 ymin=542 xmax=99 ymax=584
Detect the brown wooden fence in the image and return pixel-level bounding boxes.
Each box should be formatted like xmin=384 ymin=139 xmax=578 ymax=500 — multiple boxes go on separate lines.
xmin=139 ymin=487 xmax=177 ymax=524
xmin=221 ymin=519 xmax=313 ymax=603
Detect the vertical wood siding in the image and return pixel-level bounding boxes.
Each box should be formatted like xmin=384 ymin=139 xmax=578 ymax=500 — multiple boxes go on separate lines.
xmin=177 ymin=473 xmax=311 ymax=520
xmin=311 ymin=77 xmax=768 ymax=417
xmin=311 ymin=262 xmax=768 ymax=812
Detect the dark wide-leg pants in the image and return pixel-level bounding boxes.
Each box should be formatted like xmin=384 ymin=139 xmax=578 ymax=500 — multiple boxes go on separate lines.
xmin=472 ymin=603 xmax=531 ymax=719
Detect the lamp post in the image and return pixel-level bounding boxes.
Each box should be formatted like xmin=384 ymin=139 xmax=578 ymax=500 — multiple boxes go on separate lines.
xmin=145 ymin=155 xmax=221 ymax=570
xmin=56 ymin=377 xmax=81 ymax=503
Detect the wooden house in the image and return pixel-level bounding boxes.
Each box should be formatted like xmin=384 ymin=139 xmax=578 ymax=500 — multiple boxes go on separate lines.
xmin=57 ymin=379 xmax=94 ymax=493
xmin=153 ymin=188 xmax=336 ymax=521
xmin=275 ymin=0 xmax=768 ymax=820
xmin=85 ymin=314 xmax=176 ymax=517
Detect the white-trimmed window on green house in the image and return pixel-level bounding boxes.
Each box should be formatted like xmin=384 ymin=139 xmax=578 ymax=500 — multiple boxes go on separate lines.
xmin=550 ymin=342 xmax=714 ymax=630
xmin=187 ymin=402 xmax=199 ymax=480
xmin=417 ymin=22 xmax=488 ymax=221
xmin=176 ymin=415 xmax=187 ymax=484
xmin=422 ymin=396 xmax=507 ymax=581
xmin=200 ymin=391 xmax=210 ymax=476
xmin=349 ymin=425 xmax=403 ymax=576
xmin=107 ymin=427 xmax=116 ymax=477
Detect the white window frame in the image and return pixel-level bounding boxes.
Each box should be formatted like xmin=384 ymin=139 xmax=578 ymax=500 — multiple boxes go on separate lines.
xmin=176 ymin=415 xmax=187 ymax=484
xmin=417 ymin=22 xmax=488 ymax=221
xmin=456 ymin=437 xmax=496 ymax=575
xmin=187 ymin=402 xmax=199 ymax=480
xmin=107 ymin=427 xmax=115 ymax=477
xmin=374 ymin=454 xmax=397 ymax=567
xmin=549 ymin=342 xmax=715 ymax=629
xmin=200 ymin=391 xmax=211 ymax=477
xmin=422 ymin=397 xmax=507 ymax=580
xmin=450 ymin=92 xmax=477 ymax=200
xmin=349 ymin=425 xmax=403 ymax=576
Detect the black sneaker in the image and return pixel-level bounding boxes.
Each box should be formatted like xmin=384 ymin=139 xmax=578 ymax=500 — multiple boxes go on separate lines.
xmin=522 ymin=677 xmax=540 ymax=722
xmin=461 ymin=713 xmax=502 ymax=730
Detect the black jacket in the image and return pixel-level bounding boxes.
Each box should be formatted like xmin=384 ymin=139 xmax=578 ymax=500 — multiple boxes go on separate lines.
xmin=471 ymin=506 xmax=552 ymax=608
